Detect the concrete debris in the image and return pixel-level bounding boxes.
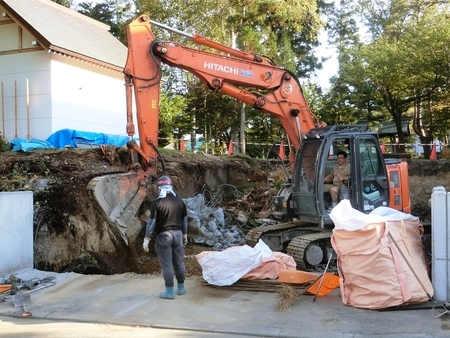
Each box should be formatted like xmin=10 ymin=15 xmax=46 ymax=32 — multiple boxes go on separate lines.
xmin=236 ymin=213 xmax=248 ymax=224
xmin=184 ymin=194 xmax=246 ymax=250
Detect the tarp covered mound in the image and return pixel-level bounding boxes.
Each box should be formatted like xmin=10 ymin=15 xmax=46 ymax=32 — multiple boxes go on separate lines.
xmin=330 ymin=200 xmax=433 ymax=310
xmin=46 ymin=129 xmax=128 ymax=148
xmin=11 ymin=129 xmax=129 ymax=152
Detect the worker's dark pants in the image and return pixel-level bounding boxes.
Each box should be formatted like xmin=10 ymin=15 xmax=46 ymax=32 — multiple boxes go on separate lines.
xmin=155 ymin=230 xmax=185 ymax=287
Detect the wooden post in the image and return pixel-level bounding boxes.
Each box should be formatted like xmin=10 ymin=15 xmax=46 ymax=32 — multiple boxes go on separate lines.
xmin=1 ymin=81 xmax=5 ymax=141
xmin=14 ymin=81 xmax=18 ymax=139
xmin=26 ymin=79 xmax=31 ymax=139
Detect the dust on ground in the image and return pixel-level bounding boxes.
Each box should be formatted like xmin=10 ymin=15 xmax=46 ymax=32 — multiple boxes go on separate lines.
xmin=0 ymin=148 xmax=449 ymax=277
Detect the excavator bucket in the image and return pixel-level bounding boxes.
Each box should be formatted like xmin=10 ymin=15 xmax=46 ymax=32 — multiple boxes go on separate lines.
xmin=87 ymin=171 xmax=149 ymax=242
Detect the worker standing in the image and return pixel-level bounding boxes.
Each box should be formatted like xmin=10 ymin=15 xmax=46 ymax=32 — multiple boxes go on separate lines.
xmin=143 ymin=175 xmax=188 ymax=299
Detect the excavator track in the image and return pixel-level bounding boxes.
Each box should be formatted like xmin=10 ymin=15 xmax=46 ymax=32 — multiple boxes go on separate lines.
xmin=245 ymin=221 xmax=308 ymax=249
xmin=287 ymin=232 xmax=332 ymax=271
xmin=246 ymin=222 xmax=334 ymax=271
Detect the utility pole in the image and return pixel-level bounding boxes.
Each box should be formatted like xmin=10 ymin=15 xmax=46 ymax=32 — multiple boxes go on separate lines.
xmin=240 ymin=103 xmax=246 ymax=154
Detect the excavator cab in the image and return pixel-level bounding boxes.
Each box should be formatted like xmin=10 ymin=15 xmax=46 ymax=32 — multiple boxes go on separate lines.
xmin=252 ymin=125 xmax=411 ymax=270
xmin=288 ymin=125 xmax=393 ymax=227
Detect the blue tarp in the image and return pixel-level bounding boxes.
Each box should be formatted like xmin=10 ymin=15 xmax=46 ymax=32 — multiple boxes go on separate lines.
xmin=11 ymin=138 xmax=55 ymax=152
xmin=46 ymin=129 xmax=128 ymax=148
xmin=11 ymin=129 xmax=129 ymax=152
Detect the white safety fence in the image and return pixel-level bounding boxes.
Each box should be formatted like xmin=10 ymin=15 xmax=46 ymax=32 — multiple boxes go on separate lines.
xmin=431 ymin=187 xmax=450 ymax=302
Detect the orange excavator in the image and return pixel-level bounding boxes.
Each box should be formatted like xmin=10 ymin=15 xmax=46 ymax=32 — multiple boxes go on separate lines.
xmin=88 ymin=15 xmax=411 ymax=270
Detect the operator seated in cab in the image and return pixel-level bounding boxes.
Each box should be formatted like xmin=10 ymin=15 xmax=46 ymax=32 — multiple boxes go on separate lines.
xmin=323 ymin=150 xmax=350 ymax=211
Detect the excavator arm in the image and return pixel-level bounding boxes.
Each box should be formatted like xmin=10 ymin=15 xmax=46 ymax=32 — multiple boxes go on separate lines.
xmin=88 ymin=14 xmax=323 ymax=243
xmin=125 ymin=15 xmax=322 ymax=152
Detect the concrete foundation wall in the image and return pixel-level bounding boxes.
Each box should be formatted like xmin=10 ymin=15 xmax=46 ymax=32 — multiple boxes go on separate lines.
xmin=0 ymin=191 xmax=33 ymax=276
xmin=431 ymin=187 xmax=450 ymax=302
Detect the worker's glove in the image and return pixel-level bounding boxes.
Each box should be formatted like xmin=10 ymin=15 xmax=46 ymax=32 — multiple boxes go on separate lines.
xmin=143 ymin=238 xmax=151 ymax=252
xmin=183 ymin=234 xmax=188 ymax=246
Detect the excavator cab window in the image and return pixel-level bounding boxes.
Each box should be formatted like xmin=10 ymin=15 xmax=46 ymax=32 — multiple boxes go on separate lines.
xmin=357 ymin=138 xmax=389 ymax=212
xmin=292 ymin=141 xmax=321 ymax=217
xmin=323 ymin=139 xmax=351 ymax=206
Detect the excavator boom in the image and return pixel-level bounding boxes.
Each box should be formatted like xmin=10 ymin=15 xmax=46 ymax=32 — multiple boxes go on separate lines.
xmin=126 ymin=15 xmax=321 ymax=151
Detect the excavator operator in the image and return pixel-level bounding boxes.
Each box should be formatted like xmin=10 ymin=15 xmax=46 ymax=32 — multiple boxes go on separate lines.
xmin=323 ymin=151 xmax=350 ymax=212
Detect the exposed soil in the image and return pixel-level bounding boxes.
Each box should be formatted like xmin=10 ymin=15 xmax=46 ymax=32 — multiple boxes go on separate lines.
xmin=1 ymin=148 xmax=449 ymax=277
xmin=0 ymin=147 xmax=282 ymax=277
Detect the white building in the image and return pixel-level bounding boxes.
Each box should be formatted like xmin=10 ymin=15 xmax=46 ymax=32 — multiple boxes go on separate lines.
xmin=0 ymin=0 xmax=128 ymax=142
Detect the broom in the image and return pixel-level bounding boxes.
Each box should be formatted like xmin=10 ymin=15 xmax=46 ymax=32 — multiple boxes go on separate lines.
xmin=276 ymin=283 xmax=306 ymax=311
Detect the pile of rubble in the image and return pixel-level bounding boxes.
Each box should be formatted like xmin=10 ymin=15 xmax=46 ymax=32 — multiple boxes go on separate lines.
xmin=184 ymin=192 xmax=248 ymax=251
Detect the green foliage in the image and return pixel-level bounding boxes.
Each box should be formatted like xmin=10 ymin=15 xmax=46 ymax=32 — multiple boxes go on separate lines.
xmin=70 ymin=0 xmax=450 ymax=160
xmin=324 ymin=0 xmax=450 ymax=157
xmin=0 ymin=134 xmax=7 ymax=152
xmin=133 ymin=0 xmax=327 ymax=153
xmin=51 ymin=0 xmax=74 ymax=7
xmin=227 ymin=0 xmax=324 ymax=76
xmin=74 ymin=0 xmax=133 ymax=43
xmin=158 ymin=92 xmax=188 ymax=147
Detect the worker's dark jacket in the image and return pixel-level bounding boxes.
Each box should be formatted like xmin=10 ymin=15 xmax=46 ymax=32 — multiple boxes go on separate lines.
xmin=149 ymin=194 xmax=187 ymax=235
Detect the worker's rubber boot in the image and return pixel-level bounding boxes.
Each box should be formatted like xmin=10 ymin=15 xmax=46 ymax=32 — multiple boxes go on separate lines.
xmin=177 ymin=283 xmax=186 ymax=295
xmin=159 ymin=286 xmax=175 ymax=300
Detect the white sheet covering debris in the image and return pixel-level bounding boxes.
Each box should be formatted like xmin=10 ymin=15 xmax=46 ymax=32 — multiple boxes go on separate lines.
xmin=195 ymin=239 xmax=272 ymax=286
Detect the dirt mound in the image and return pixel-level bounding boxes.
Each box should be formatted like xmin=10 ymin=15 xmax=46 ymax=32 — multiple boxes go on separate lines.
xmin=0 ymin=147 xmax=279 ymax=276
xmin=1 ymin=148 xmax=449 ymax=276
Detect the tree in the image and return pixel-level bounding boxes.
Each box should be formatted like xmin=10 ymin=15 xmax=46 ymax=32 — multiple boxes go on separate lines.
xmin=74 ymin=0 xmax=133 ymax=42
xmin=158 ymin=93 xmax=188 ymax=148
xmin=405 ymin=6 xmax=450 ymax=156
xmin=52 ymin=0 xmax=74 ymax=7
xmin=134 ymin=0 xmax=327 ymax=153
xmin=326 ymin=0 xmax=450 ymax=156
xmin=321 ymin=0 xmax=385 ymax=126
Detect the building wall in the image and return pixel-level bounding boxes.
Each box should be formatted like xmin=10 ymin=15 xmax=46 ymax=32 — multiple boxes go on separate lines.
xmin=0 ymin=9 xmax=130 ymax=143
xmin=0 ymin=51 xmax=128 ymax=142
xmin=50 ymin=54 xmax=127 ymax=137
xmin=0 ymin=51 xmax=53 ymax=141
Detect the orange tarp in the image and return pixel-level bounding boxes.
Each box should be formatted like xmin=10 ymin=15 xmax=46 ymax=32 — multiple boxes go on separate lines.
xmin=278 ymin=270 xmax=319 ymax=285
xmin=0 ymin=285 xmax=12 ymax=293
xmin=305 ymin=273 xmax=340 ymax=296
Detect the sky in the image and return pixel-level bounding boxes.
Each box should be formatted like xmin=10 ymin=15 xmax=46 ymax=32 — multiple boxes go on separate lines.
xmin=313 ymin=31 xmax=339 ymax=90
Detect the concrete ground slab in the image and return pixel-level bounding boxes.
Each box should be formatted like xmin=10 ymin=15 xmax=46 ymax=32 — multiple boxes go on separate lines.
xmin=0 ymin=270 xmax=449 ymax=337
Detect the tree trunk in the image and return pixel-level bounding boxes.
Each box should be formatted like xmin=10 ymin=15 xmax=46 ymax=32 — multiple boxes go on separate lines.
xmin=412 ymin=95 xmax=433 ymax=159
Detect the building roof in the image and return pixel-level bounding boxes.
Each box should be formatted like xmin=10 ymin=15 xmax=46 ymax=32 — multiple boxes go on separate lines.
xmin=357 ymin=118 xmax=411 ymax=137
xmin=1 ymin=0 xmax=127 ymax=72
xmin=378 ymin=118 xmax=411 ymax=137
